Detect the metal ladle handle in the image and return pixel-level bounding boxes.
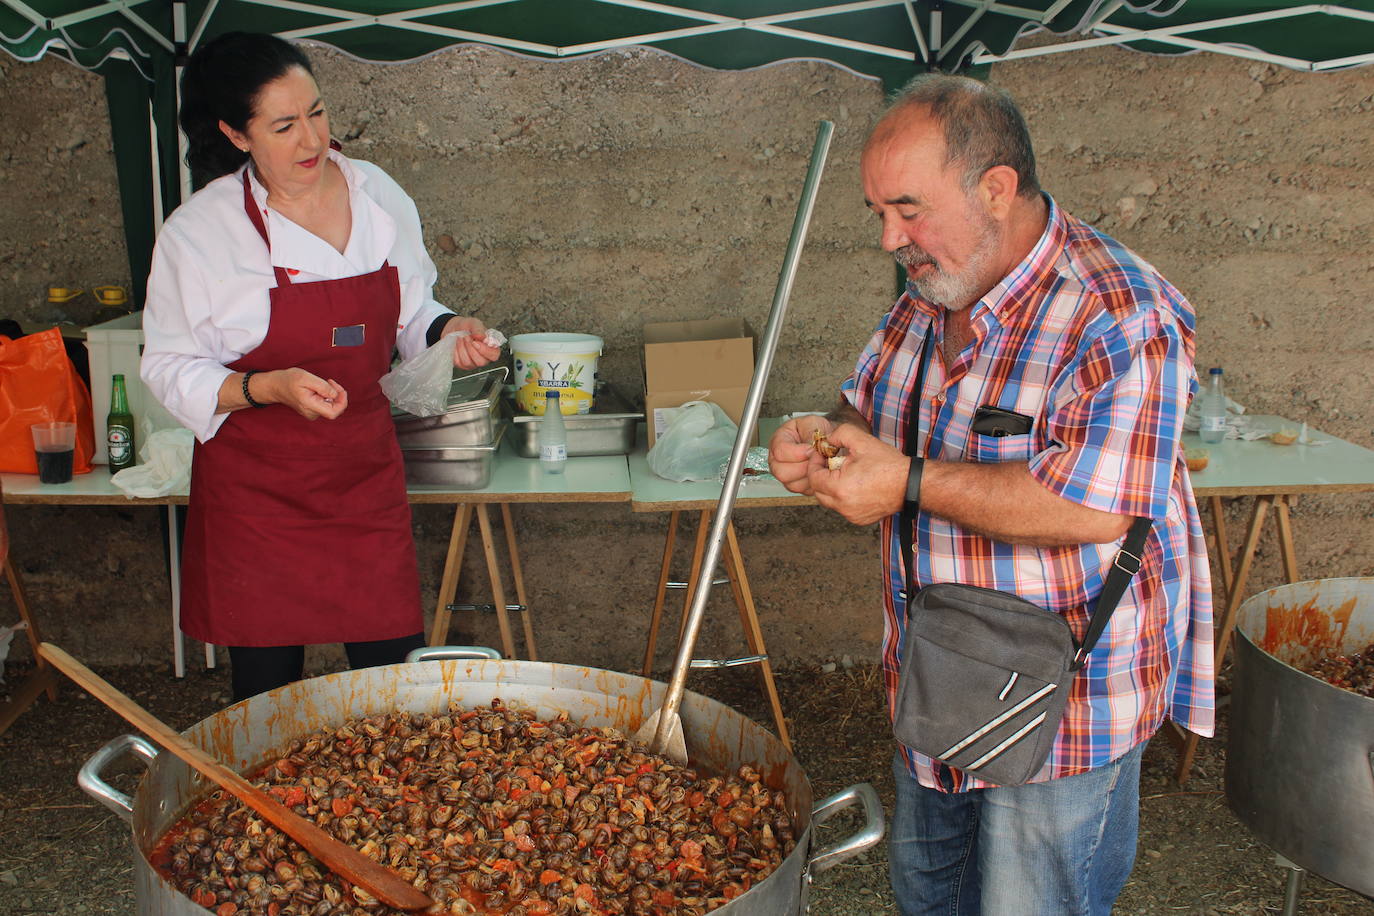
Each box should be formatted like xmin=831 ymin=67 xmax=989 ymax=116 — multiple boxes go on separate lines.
xmin=651 ymin=120 xmax=835 ymax=752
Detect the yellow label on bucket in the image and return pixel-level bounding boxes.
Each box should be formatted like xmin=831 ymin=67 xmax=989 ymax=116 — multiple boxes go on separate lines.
xmin=511 ymin=333 xmax=602 ymax=416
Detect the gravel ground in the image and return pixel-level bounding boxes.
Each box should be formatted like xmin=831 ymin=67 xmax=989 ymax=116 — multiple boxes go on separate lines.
xmin=1 ymin=658 xmax=1371 ymax=915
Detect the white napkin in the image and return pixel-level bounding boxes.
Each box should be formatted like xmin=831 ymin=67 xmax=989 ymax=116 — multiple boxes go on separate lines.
xmin=111 ymin=427 xmax=195 ymax=498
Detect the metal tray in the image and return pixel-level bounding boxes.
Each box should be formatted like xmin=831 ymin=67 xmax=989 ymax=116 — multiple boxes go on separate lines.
xmin=391 ymin=366 xmax=506 ymax=449
xmin=401 ymin=423 xmax=505 ymax=489
xmin=509 ymin=412 xmax=641 ymax=458
xmin=507 ymin=383 xmax=642 ymax=458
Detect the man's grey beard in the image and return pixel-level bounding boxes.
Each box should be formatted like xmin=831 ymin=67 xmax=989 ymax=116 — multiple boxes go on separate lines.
xmin=894 ymin=212 xmax=1003 ymax=311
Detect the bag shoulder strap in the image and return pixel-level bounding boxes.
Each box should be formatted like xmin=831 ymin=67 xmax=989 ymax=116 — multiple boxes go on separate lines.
xmin=897 ymin=331 xmax=933 ymax=573
xmin=1072 ymin=515 xmax=1152 ymax=670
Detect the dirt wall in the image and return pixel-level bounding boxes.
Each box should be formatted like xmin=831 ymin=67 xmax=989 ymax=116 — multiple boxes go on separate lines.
xmin=1 ymin=42 xmax=1370 ymax=675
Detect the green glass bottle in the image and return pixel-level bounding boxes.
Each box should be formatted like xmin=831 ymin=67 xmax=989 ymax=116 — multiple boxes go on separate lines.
xmin=107 ymin=374 xmax=136 ymax=473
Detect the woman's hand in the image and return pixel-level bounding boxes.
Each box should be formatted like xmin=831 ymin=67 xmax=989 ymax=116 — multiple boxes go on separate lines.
xmin=442 ymin=316 xmax=503 ymax=370
xmin=255 ymin=368 xmax=349 ymax=420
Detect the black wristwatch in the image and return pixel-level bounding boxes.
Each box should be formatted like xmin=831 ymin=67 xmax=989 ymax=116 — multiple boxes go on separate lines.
xmin=904 ymin=456 xmax=925 ymax=515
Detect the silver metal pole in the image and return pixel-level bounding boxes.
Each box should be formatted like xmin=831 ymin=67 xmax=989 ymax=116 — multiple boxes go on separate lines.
xmin=651 ymin=120 xmax=834 ymax=752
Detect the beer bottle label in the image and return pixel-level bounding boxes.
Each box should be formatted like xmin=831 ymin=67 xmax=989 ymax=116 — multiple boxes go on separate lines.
xmin=108 ymin=426 xmax=133 ymax=464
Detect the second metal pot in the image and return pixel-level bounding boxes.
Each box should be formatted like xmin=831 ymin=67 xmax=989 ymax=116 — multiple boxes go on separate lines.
xmin=1225 ymin=577 xmax=1374 ymax=897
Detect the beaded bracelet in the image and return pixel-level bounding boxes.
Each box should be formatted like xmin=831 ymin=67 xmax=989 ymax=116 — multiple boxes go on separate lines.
xmin=242 ymin=370 xmax=266 ymax=409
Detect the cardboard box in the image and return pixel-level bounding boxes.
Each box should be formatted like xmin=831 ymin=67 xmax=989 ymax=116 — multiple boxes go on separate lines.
xmin=643 ymin=317 xmax=756 ymax=445
xmin=84 ymin=311 xmax=184 ymax=462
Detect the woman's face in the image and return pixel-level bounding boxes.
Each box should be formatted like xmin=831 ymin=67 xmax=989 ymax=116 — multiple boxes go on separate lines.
xmin=218 ymin=66 xmax=331 ymax=197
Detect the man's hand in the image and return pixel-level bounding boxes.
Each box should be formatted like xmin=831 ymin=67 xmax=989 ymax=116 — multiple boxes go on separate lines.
xmin=807 ymin=422 xmax=909 ymax=525
xmin=442 ymin=317 xmax=503 ymax=369
xmin=767 ymin=415 xmax=833 ymax=495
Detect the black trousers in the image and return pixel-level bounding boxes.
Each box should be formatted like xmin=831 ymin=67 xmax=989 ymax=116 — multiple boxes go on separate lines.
xmin=227 ymin=632 xmax=427 ymax=703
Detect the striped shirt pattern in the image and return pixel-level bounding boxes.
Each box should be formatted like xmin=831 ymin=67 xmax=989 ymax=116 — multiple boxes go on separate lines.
xmin=842 ymin=195 xmax=1215 ymax=790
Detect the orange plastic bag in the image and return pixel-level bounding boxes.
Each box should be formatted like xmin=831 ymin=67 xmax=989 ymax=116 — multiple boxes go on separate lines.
xmin=0 ymin=328 xmax=96 ymax=474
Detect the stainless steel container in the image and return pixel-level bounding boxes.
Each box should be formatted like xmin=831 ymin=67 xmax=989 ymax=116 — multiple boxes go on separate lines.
xmin=392 ymin=366 xmax=505 ymax=449
xmin=1225 ymin=577 xmax=1374 ymax=897
xmin=509 ymin=410 xmax=641 ymax=458
xmin=80 ymin=652 xmax=883 ymax=915
xmin=401 ymin=423 xmax=505 ymax=489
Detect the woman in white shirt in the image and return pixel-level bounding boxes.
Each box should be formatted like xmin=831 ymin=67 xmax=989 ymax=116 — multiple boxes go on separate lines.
xmin=141 ymin=32 xmax=499 ymax=702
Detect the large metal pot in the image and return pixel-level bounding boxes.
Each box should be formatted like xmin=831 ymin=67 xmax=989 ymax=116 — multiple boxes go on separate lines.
xmin=79 ymin=650 xmax=883 ymax=914
xmin=1225 ymin=577 xmax=1374 ymax=897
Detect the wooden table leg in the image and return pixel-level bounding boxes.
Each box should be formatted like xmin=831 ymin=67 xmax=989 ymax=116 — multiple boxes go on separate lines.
xmin=500 ymin=504 xmax=537 ymax=661
xmin=428 ymin=504 xmax=473 ymax=646
xmin=1274 ymin=496 xmax=1300 ymax=584
xmin=0 ymin=557 xmax=60 ymax=737
xmin=476 ymin=504 xmax=517 ymax=659
xmin=1176 ymin=494 xmax=1274 ymax=784
xmin=723 ymin=523 xmax=792 ymax=750
xmin=1208 ymin=495 xmax=1234 ymax=598
xmin=642 ymin=511 xmax=680 ymax=676
xmin=677 ymin=511 xmax=712 ymax=645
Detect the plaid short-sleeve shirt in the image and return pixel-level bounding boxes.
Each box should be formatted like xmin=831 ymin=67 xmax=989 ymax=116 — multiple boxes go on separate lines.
xmin=842 ymin=196 xmax=1215 ymax=791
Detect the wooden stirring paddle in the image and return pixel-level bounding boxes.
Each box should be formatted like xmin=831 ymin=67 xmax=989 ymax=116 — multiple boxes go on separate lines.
xmin=38 ymin=643 xmax=434 ymax=911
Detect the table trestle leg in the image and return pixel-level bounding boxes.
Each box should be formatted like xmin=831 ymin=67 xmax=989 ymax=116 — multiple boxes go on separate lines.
xmin=500 ymin=504 xmax=537 ymax=661
xmin=0 ymin=557 xmax=60 ymax=736
xmin=723 ymin=522 xmax=791 ymax=750
xmin=476 ymin=505 xmax=517 ymax=659
xmin=642 ymin=511 xmax=680 ymax=676
xmin=644 ymin=511 xmax=791 ymax=749
xmin=429 ymin=504 xmax=473 ymax=647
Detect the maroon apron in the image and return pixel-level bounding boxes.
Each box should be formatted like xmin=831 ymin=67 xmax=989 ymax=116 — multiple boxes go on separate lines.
xmin=178 ymin=172 xmax=422 ymax=647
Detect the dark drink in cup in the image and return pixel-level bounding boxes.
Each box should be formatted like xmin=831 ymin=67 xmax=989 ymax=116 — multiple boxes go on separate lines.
xmin=36 ymin=447 xmax=74 ymax=484
xmin=30 ymin=421 xmax=77 ymax=484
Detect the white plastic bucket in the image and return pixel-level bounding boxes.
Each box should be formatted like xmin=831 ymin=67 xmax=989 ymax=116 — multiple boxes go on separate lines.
xmin=510 ymin=333 xmax=603 ymax=415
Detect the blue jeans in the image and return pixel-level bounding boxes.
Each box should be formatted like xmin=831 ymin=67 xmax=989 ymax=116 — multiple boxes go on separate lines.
xmin=888 ymin=742 xmax=1145 ymax=916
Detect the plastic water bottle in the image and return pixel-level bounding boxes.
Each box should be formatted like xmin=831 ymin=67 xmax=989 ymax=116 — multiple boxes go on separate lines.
xmin=539 ymin=390 xmax=567 ymax=474
xmin=1198 ymin=367 xmax=1227 ymax=444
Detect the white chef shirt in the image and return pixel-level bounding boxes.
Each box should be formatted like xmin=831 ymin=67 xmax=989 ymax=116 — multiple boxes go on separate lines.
xmin=141 ymin=150 xmax=453 ymax=442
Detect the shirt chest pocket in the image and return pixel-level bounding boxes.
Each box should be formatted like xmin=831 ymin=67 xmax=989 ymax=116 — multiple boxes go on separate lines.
xmin=967 ymin=405 xmax=1038 ymax=464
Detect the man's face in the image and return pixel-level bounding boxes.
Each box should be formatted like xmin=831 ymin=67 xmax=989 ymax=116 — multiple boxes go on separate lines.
xmin=861 ymin=110 xmax=1006 ymax=311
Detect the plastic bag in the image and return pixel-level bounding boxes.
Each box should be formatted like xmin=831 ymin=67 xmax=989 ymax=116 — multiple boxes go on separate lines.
xmin=379 ymin=335 xmax=458 ymax=418
xmin=0 ymin=328 xmax=96 ymax=474
xmin=647 ymin=400 xmax=739 ymax=482
xmin=110 ymin=427 xmax=194 ymax=498
xmin=380 ymin=329 xmax=509 ymax=418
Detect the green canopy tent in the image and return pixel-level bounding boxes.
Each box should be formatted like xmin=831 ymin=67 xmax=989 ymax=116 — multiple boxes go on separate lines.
xmin=4 ymin=0 xmax=1373 ymax=304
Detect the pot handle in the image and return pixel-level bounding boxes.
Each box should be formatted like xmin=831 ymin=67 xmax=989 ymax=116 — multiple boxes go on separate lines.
xmin=804 ymin=782 xmax=885 ymax=876
xmin=78 ymin=733 xmax=159 ymax=823
xmin=405 ymin=645 xmax=502 ymax=663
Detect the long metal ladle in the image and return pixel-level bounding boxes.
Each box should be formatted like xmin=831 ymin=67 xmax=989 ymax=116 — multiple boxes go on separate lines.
xmin=39 ymin=643 xmax=435 ymax=911
xmin=634 ymin=120 xmax=835 ymax=763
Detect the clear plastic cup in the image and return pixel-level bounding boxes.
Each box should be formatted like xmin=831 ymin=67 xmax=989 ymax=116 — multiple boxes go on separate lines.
xmin=31 ymin=421 xmax=76 ymax=484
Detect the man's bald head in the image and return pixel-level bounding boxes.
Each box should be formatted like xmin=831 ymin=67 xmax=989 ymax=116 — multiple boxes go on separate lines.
xmin=870 ymin=73 xmax=1041 ymax=201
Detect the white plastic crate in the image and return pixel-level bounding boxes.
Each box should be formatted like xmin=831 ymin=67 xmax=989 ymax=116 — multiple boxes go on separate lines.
xmin=84 ymin=311 xmax=183 ymax=463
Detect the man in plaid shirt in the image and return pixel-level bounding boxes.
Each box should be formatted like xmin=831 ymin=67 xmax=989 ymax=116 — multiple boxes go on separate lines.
xmin=769 ymin=74 xmax=1214 ymax=915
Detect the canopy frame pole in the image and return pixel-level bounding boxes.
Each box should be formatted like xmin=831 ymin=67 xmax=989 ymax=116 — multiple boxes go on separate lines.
xmin=188 ymin=0 xmax=219 ymax=55
xmin=5 ymin=0 xmax=45 ymax=28
xmin=939 ymin=0 xmax=993 ymax=64
xmin=972 ymin=5 xmax=1373 ymax=71
xmin=903 ymin=1 xmax=932 ymax=65
xmin=48 ymin=0 xmax=172 ymax=53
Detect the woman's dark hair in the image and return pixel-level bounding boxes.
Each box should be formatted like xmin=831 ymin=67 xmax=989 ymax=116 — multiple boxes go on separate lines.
xmin=179 ymin=32 xmax=314 ymax=188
